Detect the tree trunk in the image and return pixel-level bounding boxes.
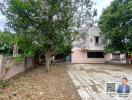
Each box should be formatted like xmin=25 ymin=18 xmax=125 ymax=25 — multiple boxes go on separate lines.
xmin=13 ymin=43 xmax=18 ymax=57
xmin=45 ymin=48 xmax=51 ymax=72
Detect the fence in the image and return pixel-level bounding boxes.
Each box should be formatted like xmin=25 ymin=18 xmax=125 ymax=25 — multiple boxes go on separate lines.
xmin=0 ymin=55 xmax=34 ymax=80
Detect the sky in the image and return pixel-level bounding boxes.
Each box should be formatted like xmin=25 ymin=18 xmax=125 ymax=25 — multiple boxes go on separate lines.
xmin=0 ymin=0 xmax=114 ymax=31
xmin=92 ymin=0 xmax=113 ymax=20
xmin=93 ymin=0 xmax=114 ymax=20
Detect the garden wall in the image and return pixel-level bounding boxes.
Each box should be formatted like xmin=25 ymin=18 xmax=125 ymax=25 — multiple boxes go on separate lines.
xmin=0 ymin=55 xmax=34 ymax=80
xmin=0 ymin=55 xmax=3 ymax=80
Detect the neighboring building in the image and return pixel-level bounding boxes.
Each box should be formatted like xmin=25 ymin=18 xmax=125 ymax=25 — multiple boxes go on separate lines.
xmin=105 ymin=53 xmax=126 ymax=63
xmin=71 ymin=26 xmax=105 ymax=63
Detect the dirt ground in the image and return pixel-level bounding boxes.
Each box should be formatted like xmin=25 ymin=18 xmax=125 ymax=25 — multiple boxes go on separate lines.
xmin=0 ymin=63 xmax=80 ymax=100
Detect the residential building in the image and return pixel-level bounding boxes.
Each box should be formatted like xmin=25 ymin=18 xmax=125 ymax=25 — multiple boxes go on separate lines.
xmin=71 ymin=25 xmax=105 ymax=63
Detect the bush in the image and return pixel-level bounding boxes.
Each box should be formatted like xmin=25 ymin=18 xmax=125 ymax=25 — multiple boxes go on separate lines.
xmin=15 ymin=56 xmax=24 ymax=62
xmin=0 ymin=80 xmax=9 ymax=88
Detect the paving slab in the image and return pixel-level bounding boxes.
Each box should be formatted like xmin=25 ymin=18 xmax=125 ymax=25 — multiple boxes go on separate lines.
xmin=68 ymin=64 xmax=132 ymax=100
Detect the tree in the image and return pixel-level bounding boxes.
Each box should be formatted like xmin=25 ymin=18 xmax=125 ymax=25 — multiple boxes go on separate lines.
xmin=1 ymin=0 xmax=94 ymax=71
xmin=0 ymin=31 xmax=19 ymax=57
xmin=99 ymin=0 xmax=132 ymax=62
xmin=0 ymin=31 xmax=38 ymax=58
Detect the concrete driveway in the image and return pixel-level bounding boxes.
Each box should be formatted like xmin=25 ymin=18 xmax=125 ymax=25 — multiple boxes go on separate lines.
xmin=67 ymin=64 xmax=132 ymax=100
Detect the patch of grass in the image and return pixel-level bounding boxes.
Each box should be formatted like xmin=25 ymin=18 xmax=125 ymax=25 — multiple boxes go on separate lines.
xmin=0 ymin=80 xmax=9 ymax=88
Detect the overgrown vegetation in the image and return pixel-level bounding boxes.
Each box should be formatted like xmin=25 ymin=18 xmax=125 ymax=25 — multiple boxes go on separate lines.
xmin=0 ymin=0 xmax=95 ymax=71
xmin=0 ymin=80 xmax=9 ymax=88
xmin=99 ymin=0 xmax=132 ymax=56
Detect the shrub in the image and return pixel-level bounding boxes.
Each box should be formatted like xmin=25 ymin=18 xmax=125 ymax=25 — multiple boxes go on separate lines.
xmin=0 ymin=80 xmax=9 ymax=88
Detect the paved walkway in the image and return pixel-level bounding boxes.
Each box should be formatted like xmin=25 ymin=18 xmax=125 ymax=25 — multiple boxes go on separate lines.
xmin=68 ymin=64 xmax=132 ymax=100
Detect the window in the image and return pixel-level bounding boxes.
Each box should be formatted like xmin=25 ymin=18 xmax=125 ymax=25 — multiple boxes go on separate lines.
xmin=87 ymin=52 xmax=104 ymax=58
xmin=94 ymin=36 xmax=99 ymax=44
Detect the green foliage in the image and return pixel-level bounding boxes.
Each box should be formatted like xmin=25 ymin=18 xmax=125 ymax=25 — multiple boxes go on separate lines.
xmin=4 ymin=0 xmax=73 ymax=48
xmin=1 ymin=0 xmax=94 ymax=71
xmin=0 ymin=32 xmax=13 ymax=54
xmin=99 ymin=0 xmax=132 ymax=53
xmin=1 ymin=0 xmax=94 ymax=55
xmin=0 ymin=80 xmax=9 ymax=88
xmin=15 ymin=55 xmax=24 ymax=62
xmin=0 ymin=30 xmax=41 ymax=56
xmin=53 ymin=43 xmax=72 ymax=55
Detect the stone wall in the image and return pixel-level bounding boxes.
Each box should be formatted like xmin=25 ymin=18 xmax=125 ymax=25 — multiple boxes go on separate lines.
xmin=4 ymin=60 xmax=25 ymax=80
xmin=25 ymin=57 xmax=34 ymax=70
xmin=0 ymin=55 xmax=3 ymax=80
xmin=0 ymin=55 xmax=34 ymax=80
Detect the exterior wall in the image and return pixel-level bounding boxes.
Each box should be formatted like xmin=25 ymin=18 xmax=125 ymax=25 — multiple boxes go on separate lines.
xmin=4 ymin=60 xmax=25 ymax=80
xmin=0 ymin=55 xmax=3 ymax=80
xmin=86 ymin=26 xmax=104 ymax=51
xmin=25 ymin=57 xmax=34 ymax=70
xmin=71 ymin=50 xmax=105 ymax=63
xmin=71 ymin=26 xmax=105 ymax=63
xmin=104 ymin=53 xmax=126 ymax=63
xmin=72 ymin=26 xmax=104 ymax=51
xmin=0 ymin=55 xmax=34 ymax=80
xmin=104 ymin=53 xmax=112 ymax=62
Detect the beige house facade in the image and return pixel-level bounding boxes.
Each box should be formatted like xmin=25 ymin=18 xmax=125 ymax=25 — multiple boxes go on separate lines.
xmin=71 ymin=26 xmax=105 ymax=63
xmin=71 ymin=26 xmax=127 ymax=64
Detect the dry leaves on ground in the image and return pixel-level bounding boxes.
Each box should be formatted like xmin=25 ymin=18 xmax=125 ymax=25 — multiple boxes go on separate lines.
xmin=0 ymin=63 xmax=80 ymax=100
